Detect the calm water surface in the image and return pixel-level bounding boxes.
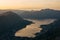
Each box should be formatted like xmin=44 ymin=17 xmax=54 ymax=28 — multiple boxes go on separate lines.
xmin=15 ymin=19 xmax=55 ymax=38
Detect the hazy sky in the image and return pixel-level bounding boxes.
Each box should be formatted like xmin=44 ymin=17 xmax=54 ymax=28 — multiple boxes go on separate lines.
xmin=0 ymin=0 xmax=60 ymax=10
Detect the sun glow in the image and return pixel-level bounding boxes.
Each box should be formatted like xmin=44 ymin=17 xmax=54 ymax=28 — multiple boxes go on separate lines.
xmin=0 ymin=0 xmax=60 ymax=10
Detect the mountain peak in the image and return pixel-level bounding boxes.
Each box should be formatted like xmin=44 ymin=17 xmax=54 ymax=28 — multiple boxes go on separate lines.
xmin=0 ymin=11 xmax=17 ymax=16
xmin=3 ymin=11 xmax=16 ymax=15
xmin=5 ymin=11 xmax=14 ymax=13
xmin=40 ymin=8 xmax=54 ymax=12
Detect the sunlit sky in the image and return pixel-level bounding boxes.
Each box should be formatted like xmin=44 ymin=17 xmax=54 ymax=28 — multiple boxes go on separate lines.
xmin=0 ymin=0 xmax=60 ymax=10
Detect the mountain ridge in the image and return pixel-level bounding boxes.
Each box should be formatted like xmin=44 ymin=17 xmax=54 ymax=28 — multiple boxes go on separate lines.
xmin=19 ymin=9 xmax=60 ymax=20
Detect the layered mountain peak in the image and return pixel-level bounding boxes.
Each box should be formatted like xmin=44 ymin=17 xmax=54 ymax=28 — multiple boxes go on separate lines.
xmin=40 ymin=9 xmax=55 ymax=12
xmin=0 ymin=11 xmax=19 ymax=16
xmin=4 ymin=11 xmax=16 ymax=14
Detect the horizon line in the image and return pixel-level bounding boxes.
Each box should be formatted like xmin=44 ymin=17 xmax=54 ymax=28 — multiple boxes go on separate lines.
xmin=0 ymin=8 xmax=60 ymax=11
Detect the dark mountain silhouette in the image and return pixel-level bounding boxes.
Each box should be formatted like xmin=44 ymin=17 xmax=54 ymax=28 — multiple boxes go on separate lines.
xmin=20 ymin=9 xmax=60 ymax=20
xmin=33 ymin=19 xmax=60 ymax=40
xmin=0 ymin=11 xmax=32 ymax=40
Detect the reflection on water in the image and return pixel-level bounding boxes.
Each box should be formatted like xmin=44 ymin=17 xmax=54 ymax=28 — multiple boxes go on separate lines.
xmin=15 ymin=19 xmax=55 ymax=38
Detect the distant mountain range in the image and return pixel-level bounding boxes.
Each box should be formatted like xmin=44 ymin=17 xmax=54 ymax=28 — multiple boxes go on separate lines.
xmin=0 ymin=9 xmax=60 ymax=20
xmin=19 ymin=9 xmax=60 ymax=20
